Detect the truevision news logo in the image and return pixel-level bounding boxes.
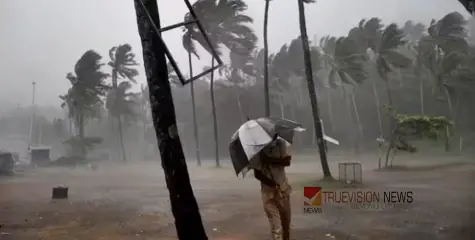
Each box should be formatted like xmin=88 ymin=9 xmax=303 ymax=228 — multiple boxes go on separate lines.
xmin=303 ymin=187 xmax=414 ymax=214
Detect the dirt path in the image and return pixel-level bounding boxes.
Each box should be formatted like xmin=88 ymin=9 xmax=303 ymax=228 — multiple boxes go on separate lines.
xmin=1 ymin=154 xmax=474 ymax=239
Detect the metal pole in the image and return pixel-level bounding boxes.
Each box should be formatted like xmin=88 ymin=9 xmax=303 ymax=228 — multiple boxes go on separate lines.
xmin=28 ymin=81 xmax=36 ymax=149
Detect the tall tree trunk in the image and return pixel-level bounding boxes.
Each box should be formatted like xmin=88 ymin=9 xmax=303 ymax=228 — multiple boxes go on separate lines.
xmin=189 ymin=52 xmax=201 ymax=166
xmin=117 ymin=116 xmax=127 ymax=162
xmin=326 ymin=90 xmax=334 ymax=133
xmin=371 ymin=78 xmax=383 ymax=136
xmin=279 ymin=97 xmax=285 ymax=118
xmin=453 ymin=94 xmax=462 ymax=150
xmin=312 ymin=124 xmax=316 ymax=145
xmin=69 ymin=117 xmax=73 ymax=136
xmin=78 ymin=113 xmax=86 ymax=159
xmin=417 ymin=65 xmax=424 ymax=116
xmin=384 ymin=75 xmax=396 ymax=168
xmin=350 ymin=91 xmax=363 ymax=139
xmin=233 ymin=87 xmax=245 ymax=121
xmin=385 ymin=77 xmax=394 ymax=110
xmin=263 ymin=0 xmax=271 ymax=117
xmin=444 ymin=87 xmax=453 ymax=151
xmin=297 ymin=0 xmax=332 ymax=179
xmin=133 ymin=1 xmax=208 ymax=239
xmin=343 ymin=87 xmax=359 ymax=154
xmin=210 ymin=58 xmax=220 ymax=167
xmin=112 ymin=70 xmax=127 ymax=162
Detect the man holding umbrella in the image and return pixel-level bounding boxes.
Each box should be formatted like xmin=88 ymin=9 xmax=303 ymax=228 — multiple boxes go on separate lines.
xmin=252 ymin=135 xmax=292 ymax=240
xmin=229 ymin=117 xmax=305 ymax=240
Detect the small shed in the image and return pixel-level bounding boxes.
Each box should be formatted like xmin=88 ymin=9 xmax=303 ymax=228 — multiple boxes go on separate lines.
xmin=0 ymin=151 xmax=15 ymax=175
xmin=29 ymin=146 xmax=51 ymax=166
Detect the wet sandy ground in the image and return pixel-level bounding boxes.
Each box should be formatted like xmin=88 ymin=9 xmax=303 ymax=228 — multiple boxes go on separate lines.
xmin=1 ymin=153 xmax=474 ymax=239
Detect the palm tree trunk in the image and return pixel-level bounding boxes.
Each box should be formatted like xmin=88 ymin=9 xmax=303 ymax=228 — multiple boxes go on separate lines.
xmin=133 ymin=1 xmax=207 ymax=238
xmin=385 ymin=77 xmax=394 ymax=109
xmin=78 ymin=113 xmax=86 ymax=159
xmin=189 ymin=51 xmax=201 ymax=166
xmin=384 ymin=75 xmax=396 ymax=168
xmin=117 ymin=116 xmax=127 ymax=162
xmin=69 ymin=117 xmax=73 ymax=136
xmin=263 ymin=0 xmax=271 ymax=117
xmin=279 ymin=97 xmax=285 ymax=118
xmin=312 ymin=124 xmax=316 ymax=145
xmin=112 ymin=70 xmax=127 ymax=162
xmin=444 ymin=87 xmax=453 ymax=151
xmin=326 ymin=90 xmax=334 ymax=133
xmin=371 ymin=78 xmax=383 ymax=136
xmin=350 ymin=91 xmax=363 ymax=139
xmin=297 ymin=0 xmax=332 ymax=179
xmin=418 ymin=67 xmax=424 ymax=116
xmin=233 ymin=87 xmax=245 ymax=121
xmin=210 ymin=58 xmax=220 ymax=168
xmin=343 ymin=87 xmax=359 ymax=154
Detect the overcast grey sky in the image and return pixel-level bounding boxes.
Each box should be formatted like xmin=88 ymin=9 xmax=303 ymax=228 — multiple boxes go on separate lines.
xmin=0 ymin=0 xmax=469 ymax=108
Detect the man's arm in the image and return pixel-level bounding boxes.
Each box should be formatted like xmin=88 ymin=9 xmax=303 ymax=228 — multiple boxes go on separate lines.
xmin=254 ymin=169 xmax=278 ymax=188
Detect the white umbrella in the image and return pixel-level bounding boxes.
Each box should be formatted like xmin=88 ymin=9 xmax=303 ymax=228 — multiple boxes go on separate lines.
xmin=229 ymin=117 xmax=305 ymax=176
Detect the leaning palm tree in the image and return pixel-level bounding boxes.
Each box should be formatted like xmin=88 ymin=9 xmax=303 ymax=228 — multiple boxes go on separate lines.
xmin=319 ymin=36 xmax=367 ymax=152
xmin=373 ymin=24 xmax=412 ymax=167
xmin=348 ymin=18 xmax=385 ymax=138
xmin=108 ymin=44 xmax=139 ymax=162
xmin=427 ymin=12 xmax=468 ymax=119
xmin=423 ymin=12 xmax=468 ymax=151
xmin=402 ymin=20 xmax=426 ymax=44
xmin=61 ymin=50 xmax=109 ymax=158
xmin=373 ymin=24 xmax=412 ymax=110
xmin=184 ymin=0 xmax=257 ymax=167
xmin=297 ymin=0 xmax=332 ymax=179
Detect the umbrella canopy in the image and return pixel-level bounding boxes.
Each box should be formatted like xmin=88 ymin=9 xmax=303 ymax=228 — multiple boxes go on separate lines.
xmin=229 ymin=117 xmax=305 ymax=176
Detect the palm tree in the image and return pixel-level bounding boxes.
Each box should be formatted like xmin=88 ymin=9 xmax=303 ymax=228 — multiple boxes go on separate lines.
xmin=263 ymin=0 xmax=271 ymax=116
xmin=61 ymin=50 xmax=109 ymax=158
xmin=106 ymin=81 xmax=139 ymax=161
xmin=108 ymin=44 xmax=139 ymax=162
xmin=133 ymin=0 xmax=207 ymax=238
xmin=220 ymin=52 xmax=252 ymax=121
xmin=297 ymin=0 xmax=332 ymax=178
xmin=319 ymin=36 xmax=367 ymax=152
xmin=348 ymin=18 xmax=385 ymax=138
xmin=184 ymin=0 xmax=257 ymax=167
xmin=424 ymin=12 xmax=468 ymax=151
xmin=373 ymin=24 xmax=412 ymax=166
xmin=409 ymin=36 xmax=429 ymax=116
xmin=427 ymin=12 xmax=468 ymax=119
xmin=402 ymin=20 xmax=426 ymax=44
